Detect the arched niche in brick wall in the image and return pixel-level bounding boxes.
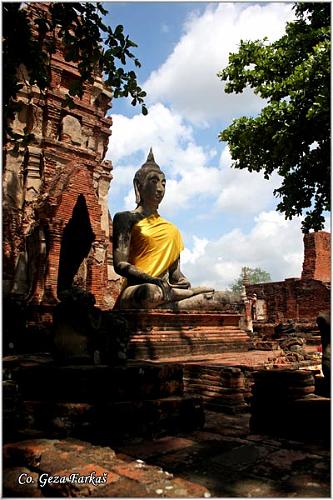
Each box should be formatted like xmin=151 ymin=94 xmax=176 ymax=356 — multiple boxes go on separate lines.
xmin=39 ymin=163 xmax=108 ymax=307
xmin=57 ymin=194 xmax=95 ymax=295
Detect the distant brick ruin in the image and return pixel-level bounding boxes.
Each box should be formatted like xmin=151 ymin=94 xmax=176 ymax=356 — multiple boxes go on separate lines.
xmin=247 ymin=231 xmax=331 ymax=325
xmin=301 ymin=231 xmax=331 ymax=281
xmin=3 ymin=3 xmax=120 ymax=318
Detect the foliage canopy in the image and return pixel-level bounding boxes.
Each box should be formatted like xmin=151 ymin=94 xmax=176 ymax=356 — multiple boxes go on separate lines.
xmin=218 ymin=3 xmax=330 ymax=232
xmin=3 ymin=2 xmax=147 ymax=142
xmin=230 ymin=267 xmax=271 ymax=294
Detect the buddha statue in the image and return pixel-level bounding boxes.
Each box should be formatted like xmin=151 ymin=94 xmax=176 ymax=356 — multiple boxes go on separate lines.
xmin=113 ymin=149 xmax=214 ymax=309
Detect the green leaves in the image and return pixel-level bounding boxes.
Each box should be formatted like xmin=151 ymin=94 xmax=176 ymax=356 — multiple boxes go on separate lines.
xmin=3 ymin=1 xmax=148 ymax=144
xmin=229 ymin=267 xmax=271 ymax=294
xmin=218 ymin=3 xmax=330 ymax=232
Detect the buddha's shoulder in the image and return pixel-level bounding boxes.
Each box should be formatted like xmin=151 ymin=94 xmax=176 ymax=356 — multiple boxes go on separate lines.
xmin=113 ymin=210 xmax=142 ymax=228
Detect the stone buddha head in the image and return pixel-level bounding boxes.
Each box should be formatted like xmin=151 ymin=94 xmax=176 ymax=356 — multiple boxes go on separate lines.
xmin=134 ymin=149 xmax=166 ymax=207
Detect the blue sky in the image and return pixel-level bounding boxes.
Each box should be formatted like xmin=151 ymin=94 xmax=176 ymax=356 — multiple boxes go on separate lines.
xmin=104 ymin=3 xmax=203 ymax=88
xmin=103 ymin=2 xmax=329 ymax=290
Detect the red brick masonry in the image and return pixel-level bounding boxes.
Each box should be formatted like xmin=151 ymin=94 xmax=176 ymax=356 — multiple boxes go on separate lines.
xmin=247 ymin=232 xmax=330 ymax=324
xmin=3 ymin=438 xmax=209 ymax=497
xmin=301 ymin=231 xmax=331 ymax=281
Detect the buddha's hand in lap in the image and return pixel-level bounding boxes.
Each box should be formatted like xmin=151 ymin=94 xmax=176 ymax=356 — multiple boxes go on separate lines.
xmin=146 ymin=277 xmax=165 ymax=288
xmin=146 ymin=279 xmax=192 ymax=302
xmin=168 ymin=277 xmax=191 ymax=289
xmin=169 ymin=282 xmax=191 ymax=290
xmin=144 ymin=277 xmax=173 ymax=302
xmin=191 ymin=286 xmax=215 ymax=295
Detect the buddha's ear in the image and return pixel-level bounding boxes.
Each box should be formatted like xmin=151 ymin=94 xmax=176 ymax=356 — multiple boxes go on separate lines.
xmin=133 ymin=179 xmax=141 ymax=205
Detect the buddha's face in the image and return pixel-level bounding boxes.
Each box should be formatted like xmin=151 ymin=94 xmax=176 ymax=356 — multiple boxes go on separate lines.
xmin=139 ymin=169 xmax=166 ymax=206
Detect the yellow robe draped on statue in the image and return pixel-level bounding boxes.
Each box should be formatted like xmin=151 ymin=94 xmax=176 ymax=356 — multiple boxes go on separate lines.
xmin=129 ymin=214 xmax=184 ymax=277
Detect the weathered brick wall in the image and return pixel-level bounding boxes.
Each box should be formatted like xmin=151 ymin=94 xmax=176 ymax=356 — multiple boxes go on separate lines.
xmin=39 ymin=164 xmax=107 ymax=305
xmin=3 ymin=3 xmax=121 ymax=311
xmin=247 ymin=231 xmax=331 ymax=324
xmin=301 ymin=231 xmax=331 ymax=282
xmin=247 ymin=278 xmax=330 ymax=323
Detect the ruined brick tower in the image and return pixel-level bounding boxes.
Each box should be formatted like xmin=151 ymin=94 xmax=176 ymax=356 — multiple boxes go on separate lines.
xmin=301 ymin=231 xmax=331 ymax=282
xmin=3 ymin=4 xmax=119 ymax=313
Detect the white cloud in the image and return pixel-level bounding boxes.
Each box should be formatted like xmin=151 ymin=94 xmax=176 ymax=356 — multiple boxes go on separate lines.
xmin=107 ymin=106 xmax=281 ymax=216
xmin=182 ymin=235 xmax=208 ymax=265
xmin=107 ymin=5 xmax=295 ymax=215
xmin=161 ymin=164 xmax=223 ymax=215
xmin=106 ymin=103 xmax=192 ymax=165
xmin=111 ymin=165 xmax=136 ymax=187
xmin=107 ymin=104 xmax=224 ymax=214
xmin=123 ymin=189 xmax=136 ymax=211
xmin=181 ymin=211 xmax=305 ymax=290
xmin=106 ymin=3 xmax=330 ymax=297
xmin=121 ymin=157 xmax=224 ymax=215
xmin=144 ymin=3 xmax=294 ymax=124
xmin=217 ymin=145 xmax=281 ymax=214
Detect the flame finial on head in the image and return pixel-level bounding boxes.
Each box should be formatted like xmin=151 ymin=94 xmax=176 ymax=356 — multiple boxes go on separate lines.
xmin=141 ymin=147 xmax=160 ymax=169
xmin=147 ymin=147 xmax=155 ymax=163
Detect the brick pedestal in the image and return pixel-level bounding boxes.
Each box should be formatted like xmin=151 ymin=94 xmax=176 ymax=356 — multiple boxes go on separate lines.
xmin=3 ymin=357 xmax=204 ymax=443
xmin=125 ymin=309 xmax=250 ymax=360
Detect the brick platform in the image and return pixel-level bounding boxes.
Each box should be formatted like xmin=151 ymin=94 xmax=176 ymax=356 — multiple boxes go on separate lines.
xmin=12 ymin=362 xmax=184 ymax=402
xmin=3 ymin=354 xmax=330 ymax=497
xmin=3 ymin=357 xmax=204 ymax=443
xmin=125 ymin=310 xmax=250 ymax=360
xmin=144 ymin=349 xmax=322 ymax=414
